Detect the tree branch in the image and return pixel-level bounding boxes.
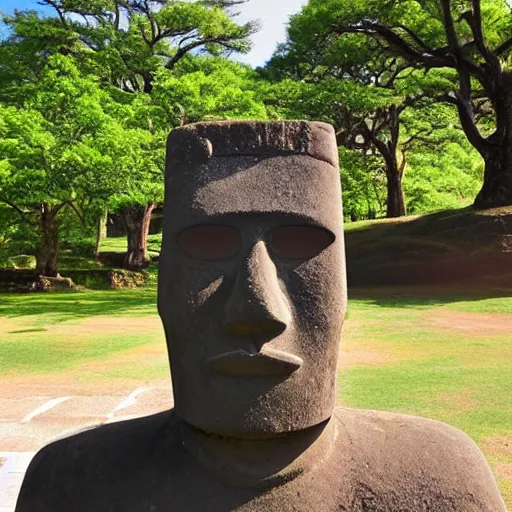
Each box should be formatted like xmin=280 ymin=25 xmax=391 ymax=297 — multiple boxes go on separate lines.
xmin=441 ymin=0 xmax=460 ymax=52
xmin=39 ymin=0 xmax=68 ymax=27
xmin=495 ymin=36 xmax=512 ymax=57
xmin=143 ymin=0 xmax=157 ymax=41
xmin=1 ymin=199 xmax=36 ymax=225
xmin=440 ymin=0 xmax=488 ymax=84
xmin=113 ymin=0 xmax=121 ymax=30
xmin=164 ymin=37 xmax=226 ymax=69
xmin=440 ymin=92 xmax=489 ymax=153
xmin=65 ymin=201 xmax=85 ymax=223
xmin=402 ymin=129 xmax=435 ymax=151
xmin=460 ymin=1 xmax=499 ymax=68
xmin=395 ymin=23 xmax=436 ymax=54
xmin=337 ymin=21 xmax=457 ymax=70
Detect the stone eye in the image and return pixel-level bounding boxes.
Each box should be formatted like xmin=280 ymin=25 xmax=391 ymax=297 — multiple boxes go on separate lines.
xmin=178 ymin=225 xmax=241 ymax=260
xmin=268 ymin=226 xmax=335 ymax=260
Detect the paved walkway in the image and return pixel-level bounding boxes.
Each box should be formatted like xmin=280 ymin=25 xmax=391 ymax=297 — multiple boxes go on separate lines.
xmin=0 ymin=384 xmax=173 ymax=510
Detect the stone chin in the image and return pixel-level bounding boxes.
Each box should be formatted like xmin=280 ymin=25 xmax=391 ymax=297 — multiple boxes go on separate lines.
xmin=169 ymin=368 xmax=338 ymax=439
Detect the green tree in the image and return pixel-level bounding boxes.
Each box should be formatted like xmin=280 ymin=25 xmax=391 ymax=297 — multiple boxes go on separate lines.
xmin=1 ymin=0 xmax=259 ymax=269
xmin=263 ymin=1 xmax=471 ymax=218
xmin=321 ymin=0 xmax=512 ymax=208
xmin=405 ymin=141 xmax=482 ymax=213
xmin=262 ymin=74 xmax=456 ymax=217
xmin=337 ymin=147 xmax=386 ymax=220
xmin=0 ymin=56 xmax=122 ymax=275
xmin=99 ymin=99 xmax=166 ymax=269
xmin=152 ymin=56 xmax=268 ymax=125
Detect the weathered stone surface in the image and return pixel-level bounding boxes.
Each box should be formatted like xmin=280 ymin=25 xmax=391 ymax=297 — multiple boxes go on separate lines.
xmin=15 ymin=121 xmax=506 ymax=512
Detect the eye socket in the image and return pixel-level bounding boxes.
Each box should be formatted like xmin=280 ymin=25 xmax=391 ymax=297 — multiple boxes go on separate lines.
xmin=178 ymin=225 xmax=241 ymax=260
xmin=268 ymin=226 xmax=335 ymax=260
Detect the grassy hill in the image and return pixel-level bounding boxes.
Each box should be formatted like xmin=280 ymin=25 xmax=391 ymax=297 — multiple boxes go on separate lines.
xmin=345 ymin=206 xmax=512 ymax=287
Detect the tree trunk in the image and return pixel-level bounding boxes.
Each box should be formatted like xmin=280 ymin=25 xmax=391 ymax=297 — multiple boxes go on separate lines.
xmin=386 ymin=168 xmax=407 ymax=218
xmin=474 ymin=148 xmax=512 ymax=208
xmin=368 ymin=107 xmax=407 ymax=218
xmin=94 ymin=209 xmax=108 ymax=258
xmin=121 ymin=202 xmax=155 ymax=270
xmin=381 ymin=147 xmax=407 ymax=218
xmin=473 ymin=74 xmax=512 ymax=208
xmin=36 ymin=205 xmax=60 ymax=277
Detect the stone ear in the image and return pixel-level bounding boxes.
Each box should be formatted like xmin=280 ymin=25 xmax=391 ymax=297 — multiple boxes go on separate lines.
xmin=166 ymin=130 xmax=213 ymax=164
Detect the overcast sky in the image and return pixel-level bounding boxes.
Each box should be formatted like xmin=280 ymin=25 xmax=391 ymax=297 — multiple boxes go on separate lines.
xmin=0 ymin=0 xmax=307 ymax=67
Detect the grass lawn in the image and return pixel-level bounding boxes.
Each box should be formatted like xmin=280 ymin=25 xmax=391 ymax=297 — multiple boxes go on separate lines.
xmin=99 ymin=233 xmax=162 ymax=259
xmin=1 ymin=278 xmax=511 ymax=505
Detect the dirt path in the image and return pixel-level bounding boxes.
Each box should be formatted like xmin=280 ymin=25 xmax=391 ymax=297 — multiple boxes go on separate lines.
xmin=428 ymin=309 xmax=512 ymax=337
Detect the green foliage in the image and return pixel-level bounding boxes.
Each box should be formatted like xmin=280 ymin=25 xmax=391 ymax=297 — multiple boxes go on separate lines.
xmin=6 ymin=254 xmax=37 ymax=270
xmin=9 ymin=0 xmax=257 ymax=92
xmin=339 ymin=148 xmax=386 ymax=220
xmin=153 ymin=58 xmax=267 ymax=125
xmin=263 ymin=0 xmax=505 ymax=218
xmin=0 ymin=0 xmax=507 ymax=264
xmin=405 ymin=142 xmax=483 ymax=213
xmin=0 ymin=53 xmax=164 ymax=272
xmin=0 ymin=55 xmax=119 ymax=208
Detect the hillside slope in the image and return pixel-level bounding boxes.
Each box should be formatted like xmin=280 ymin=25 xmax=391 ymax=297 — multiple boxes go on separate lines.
xmin=345 ymin=207 xmax=512 ymax=287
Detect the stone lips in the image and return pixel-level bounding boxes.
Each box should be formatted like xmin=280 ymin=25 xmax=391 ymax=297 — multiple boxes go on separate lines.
xmin=166 ymin=120 xmax=340 ymax=168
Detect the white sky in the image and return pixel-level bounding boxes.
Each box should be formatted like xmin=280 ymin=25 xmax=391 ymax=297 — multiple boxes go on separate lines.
xmin=232 ymin=0 xmax=308 ymax=67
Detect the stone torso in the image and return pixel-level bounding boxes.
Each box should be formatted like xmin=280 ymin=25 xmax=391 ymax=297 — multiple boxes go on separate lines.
xmin=15 ymin=407 xmax=506 ymax=512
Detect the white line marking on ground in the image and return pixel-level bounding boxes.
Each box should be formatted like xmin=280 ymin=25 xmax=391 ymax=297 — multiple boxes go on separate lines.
xmin=106 ymin=387 xmax=151 ymax=421
xmin=20 ymin=397 xmax=72 ymax=423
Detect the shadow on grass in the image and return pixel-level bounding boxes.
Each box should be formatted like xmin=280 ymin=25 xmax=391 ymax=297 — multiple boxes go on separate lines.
xmin=3 ymin=285 xmax=510 ymax=322
xmin=349 ymin=286 xmax=512 ymax=312
xmin=0 ymin=286 xmax=158 ymax=321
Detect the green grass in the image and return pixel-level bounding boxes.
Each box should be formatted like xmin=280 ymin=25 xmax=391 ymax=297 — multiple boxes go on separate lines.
xmin=99 ymin=233 xmax=162 ymax=258
xmin=350 ymin=287 xmax=512 ymax=312
xmin=0 ymin=275 xmax=161 ymax=374
xmin=0 ymin=277 xmax=158 ymax=323
xmin=2 ymin=332 xmax=159 ymax=374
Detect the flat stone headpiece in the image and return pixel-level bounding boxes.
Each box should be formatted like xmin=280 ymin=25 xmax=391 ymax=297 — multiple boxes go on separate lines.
xmin=166 ymin=120 xmax=339 ymax=168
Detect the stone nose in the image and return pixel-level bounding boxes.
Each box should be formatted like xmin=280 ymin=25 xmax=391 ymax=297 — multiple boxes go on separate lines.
xmin=224 ymin=241 xmax=291 ymax=344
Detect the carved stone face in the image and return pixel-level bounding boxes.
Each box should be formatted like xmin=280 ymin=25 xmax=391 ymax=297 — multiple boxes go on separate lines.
xmin=158 ymin=121 xmax=347 ymax=438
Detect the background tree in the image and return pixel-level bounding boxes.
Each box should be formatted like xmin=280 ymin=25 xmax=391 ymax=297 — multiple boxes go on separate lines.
xmin=323 ymin=0 xmax=512 ymax=208
xmin=152 ymin=55 xmax=268 ymax=124
xmin=0 ymin=56 xmax=122 ymax=276
xmin=262 ymin=73 xmax=469 ymax=218
xmin=1 ymin=0 xmax=259 ymax=268
xmin=263 ymin=0 xmax=475 ymax=218
xmin=98 ymin=98 xmax=167 ymax=269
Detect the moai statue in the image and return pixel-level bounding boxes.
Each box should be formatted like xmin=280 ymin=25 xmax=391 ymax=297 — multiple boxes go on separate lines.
xmin=16 ymin=121 xmax=506 ymax=511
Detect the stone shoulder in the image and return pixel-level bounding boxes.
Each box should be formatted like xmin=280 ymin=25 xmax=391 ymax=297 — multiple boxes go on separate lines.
xmin=15 ymin=411 xmax=175 ymax=512
xmin=333 ymin=407 xmax=507 ymax=511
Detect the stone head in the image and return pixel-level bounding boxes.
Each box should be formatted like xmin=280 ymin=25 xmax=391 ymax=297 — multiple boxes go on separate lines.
xmin=158 ymin=121 xmax=346 ymax=438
